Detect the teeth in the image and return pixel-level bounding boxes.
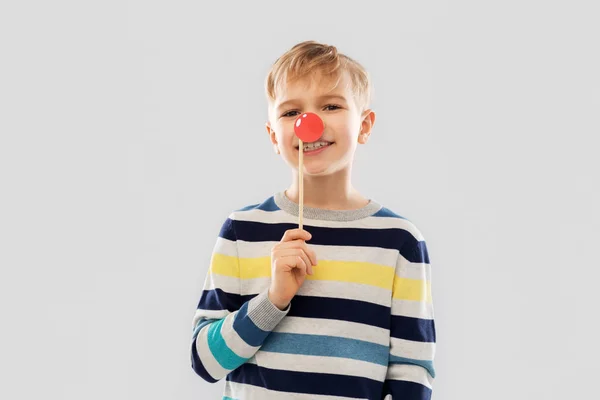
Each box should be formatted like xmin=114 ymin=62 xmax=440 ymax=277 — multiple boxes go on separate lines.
xmin=303 ymin=141 xmax=330 ymax=151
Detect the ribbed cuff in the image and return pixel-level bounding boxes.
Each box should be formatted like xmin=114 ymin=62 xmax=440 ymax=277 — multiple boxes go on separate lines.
xmin=247 ymin=290 xmax=290 ymax=332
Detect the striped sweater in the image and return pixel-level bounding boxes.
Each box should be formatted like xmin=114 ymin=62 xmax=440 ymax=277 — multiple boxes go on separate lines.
xmin=190 ymin=192 xmax=436 ymax=399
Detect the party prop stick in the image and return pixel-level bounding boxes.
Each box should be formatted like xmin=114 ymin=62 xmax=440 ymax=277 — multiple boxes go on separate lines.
xmin=293 ymin=112 xmax=324 ymax=229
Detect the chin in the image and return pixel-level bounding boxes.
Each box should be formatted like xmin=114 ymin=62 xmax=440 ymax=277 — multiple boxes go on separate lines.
xmin=303 ymin=163 xmax=336 ymax=176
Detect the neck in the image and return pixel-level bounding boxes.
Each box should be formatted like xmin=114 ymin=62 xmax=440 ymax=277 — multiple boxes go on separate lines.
xmin=285 ymin=167 xmax=369 ymax=210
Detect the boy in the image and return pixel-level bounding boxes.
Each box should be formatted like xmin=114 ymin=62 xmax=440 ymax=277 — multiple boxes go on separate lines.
xmin=190 ymin=40 xmax=436 ymax=399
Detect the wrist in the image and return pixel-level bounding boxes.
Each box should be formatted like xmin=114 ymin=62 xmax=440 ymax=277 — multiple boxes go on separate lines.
xmin=268 ymin=288 xmax=289 ymax=310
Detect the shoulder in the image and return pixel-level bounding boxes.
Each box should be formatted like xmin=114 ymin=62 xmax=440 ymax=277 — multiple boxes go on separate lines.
xmin=217 ymin=194 xmax=283 ymax=235
xmin=369 ymin=204 xmax=426 ymax=241
xmin=369 ymin=203 xmax=430 ymax=264
xmin=227 ymin=194 xmax=280 ymax=221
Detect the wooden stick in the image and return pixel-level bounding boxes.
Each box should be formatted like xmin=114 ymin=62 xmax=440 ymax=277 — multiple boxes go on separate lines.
xmin=298 ymin=139 xmax=303 ymax=230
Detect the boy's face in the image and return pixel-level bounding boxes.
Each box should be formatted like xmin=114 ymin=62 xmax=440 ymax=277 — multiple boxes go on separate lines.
xmin=266 ymin=70 xmax=375 ymax=177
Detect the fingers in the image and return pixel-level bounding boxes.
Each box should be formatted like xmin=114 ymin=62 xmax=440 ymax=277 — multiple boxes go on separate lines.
xmin=274 ymin=248 xmax=313 ymax=275
xmin=276 ymin=240 xmax=317 ymax=266
xmin=274 ymin=229 xmax=318 ymax=275
xmin=274 ymin=254 xmax=308 ymax=277
xmin=280 ymin=228 xmax=312 ymax=243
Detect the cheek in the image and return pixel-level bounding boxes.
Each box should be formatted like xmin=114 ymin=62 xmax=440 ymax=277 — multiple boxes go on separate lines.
xmin=274 ymin=122 xmax=294 ymax=144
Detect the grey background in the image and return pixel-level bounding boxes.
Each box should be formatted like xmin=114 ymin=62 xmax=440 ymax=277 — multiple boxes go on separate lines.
xmin=1 ymin=1 xmax=598 ymax=399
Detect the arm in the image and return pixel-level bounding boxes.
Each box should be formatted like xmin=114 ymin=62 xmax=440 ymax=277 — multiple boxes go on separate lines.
xmin=190 ymin=217 xmax=289 ymax=382
xmin=383 ymin=232 xmax=436 ymax=399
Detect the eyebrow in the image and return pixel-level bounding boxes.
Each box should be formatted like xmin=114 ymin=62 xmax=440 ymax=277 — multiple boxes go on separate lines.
xmin=275 ymin=94 xmax=348 ymax=112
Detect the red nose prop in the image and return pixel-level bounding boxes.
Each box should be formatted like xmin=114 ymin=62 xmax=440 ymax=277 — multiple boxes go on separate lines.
xmin=293 ymin=112 xmax=324 ymax=142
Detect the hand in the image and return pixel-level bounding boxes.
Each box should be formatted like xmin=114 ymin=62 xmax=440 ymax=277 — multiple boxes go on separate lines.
xmin=268 ymin=228 xmax=317 ymax=310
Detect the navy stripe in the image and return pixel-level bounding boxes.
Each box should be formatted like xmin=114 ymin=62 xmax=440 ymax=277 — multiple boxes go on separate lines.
xmin=402 ymin=239 xmax=430 ymax=264
xmin=232 ymin=301 xmax=270 ymax=347
xmin=231 ymin=220 xmax=412 ymax=253
xmin=288 ymin=295 xmax=390 ymax=330
xmin=391 ymin=315 xmax=436 ymax=343
xmin=197 ymin=288 xmax=244 ymax=312
xmin=383 ymin=378 xmax=432 ymax=399
xmin=198 ymin=290 xmax=434 ymax=340
xmin=261 ymin=332 xmax=389 ymax=366
xmin=227 ymin=363 xmax=382 ymax=398
xmin=218 ymin=218 xmax=237 ymax=241
xmin=198 ymin=291 xmax=393 ymax=331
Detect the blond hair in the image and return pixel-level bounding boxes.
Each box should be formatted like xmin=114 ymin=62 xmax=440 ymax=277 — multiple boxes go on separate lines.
xmin=265 ymin=40 xmax=372 ymax=112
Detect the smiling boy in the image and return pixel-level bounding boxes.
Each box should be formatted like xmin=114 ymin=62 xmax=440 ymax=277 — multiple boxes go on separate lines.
xmin=190 ymin=40 xmax=437 ymax=400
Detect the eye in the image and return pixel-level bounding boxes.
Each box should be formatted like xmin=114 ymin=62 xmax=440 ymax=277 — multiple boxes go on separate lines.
xmin=281 ymin=110 xmax=300 ymax=118
xmin=324 ymin=104 xmax=342 ymax=111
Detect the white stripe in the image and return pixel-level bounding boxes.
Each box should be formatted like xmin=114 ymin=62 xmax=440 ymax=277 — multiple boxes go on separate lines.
xmin=203 ymin=273 xmax=240 ymax=294
xmin=249 ymin=351 xmax=387 ymax=381
xmin=273 ymin=316 xmax=389 ymax=346
xmin=386 ymin=363 xmax=434 ymax=389
xmin=390 ymin=337 xmax=436 ymax=360
xmin=195 ymin=324 xmax=229 ymax=379
xmin=391 ymin=298 xmax=434 ymax=319
xmin=202 ymin=274 xmax=396 ymax=309
xmin=192 ymin=309 xmax=230 ymax=328
xmin=220 ymin=310 xmax=261 ymax=359
xmin=231 ymin=208 xmax=425 ymax=240
xmin=213 ymin=236 xmax=237 ymax=257
xmin=237 ymin=240 xmax=399 ymax=267
xmin=206 ymin=274 xmax=271 ymax=296
xmin=297 ymin=279 xmax=392 ymax=307
xmin=224 ymin=380 xmax=363 ymax=400
xmin=397 ymin=255 xmax=431 ymax=281
xmin=241 ymin=276 xmax=271 ymax=294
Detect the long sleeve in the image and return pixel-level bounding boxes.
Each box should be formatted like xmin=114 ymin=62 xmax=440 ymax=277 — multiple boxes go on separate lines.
xmin=190 ymin=217 xmax=289 ymax=382
xmin=382 ymin=232 xmax=436 ymax=400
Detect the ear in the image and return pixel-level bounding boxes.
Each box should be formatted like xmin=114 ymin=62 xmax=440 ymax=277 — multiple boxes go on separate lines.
xmin=358 ymin=109 xmax=376 ymax=144
xmin=266 ymin=122 xmax=280 ymax=154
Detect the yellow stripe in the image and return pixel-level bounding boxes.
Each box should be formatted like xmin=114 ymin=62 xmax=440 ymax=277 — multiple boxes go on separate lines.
xmin=212 ymin=255 xmax=395 ymax=290
xmin=392 ymin=275 xmax=432 ymax=302
xmin=311 ymin=260 xmax=394 ymax=290
xmin=210 ymin=253 xmax=239 ymax=277
xmin=212 ymin=254 xmax=432 ymax=302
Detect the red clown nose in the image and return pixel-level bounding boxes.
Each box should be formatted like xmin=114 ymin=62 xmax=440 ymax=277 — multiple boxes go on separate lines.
xmin=293 ymin=112 xmax=324 ymax=142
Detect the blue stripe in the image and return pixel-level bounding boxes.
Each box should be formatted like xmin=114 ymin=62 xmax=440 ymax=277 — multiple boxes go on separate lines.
xmin=207 ymin=318 xmax=248 ymax=370
xmin=373 ymin=207 xmax=407 ymax=219
xmin=192 ymin=318 xmax=214 ymax=337
xmin=383 ymin=378 xmax=432 ymax=399
xmin=389 ymin=355 xmax=436 ymax=378
xmin=232 ymin=301 xmax=270 ymax=347
xmin=391 ymin=315 xmax=436 ymax=343
xmin=236 ymin=197 xmax=280 ymax=212
xmin=236 ymin=203 xmax=259 ymax=212
xmin=255 ymin=197 xmax=280 ymax=211
xmin=261 ymin=332 xmax=389 ymax=366
xmin=227 ymin=363 xmax=382 ymax=398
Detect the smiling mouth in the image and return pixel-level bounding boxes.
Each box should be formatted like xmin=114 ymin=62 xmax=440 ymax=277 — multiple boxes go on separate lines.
xmin=295 ymin=141 xmax=334 ymax=151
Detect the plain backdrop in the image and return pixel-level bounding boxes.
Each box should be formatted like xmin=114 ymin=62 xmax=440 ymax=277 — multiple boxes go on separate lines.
xmin=1 ymin=1 xmax=599 ymax=399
